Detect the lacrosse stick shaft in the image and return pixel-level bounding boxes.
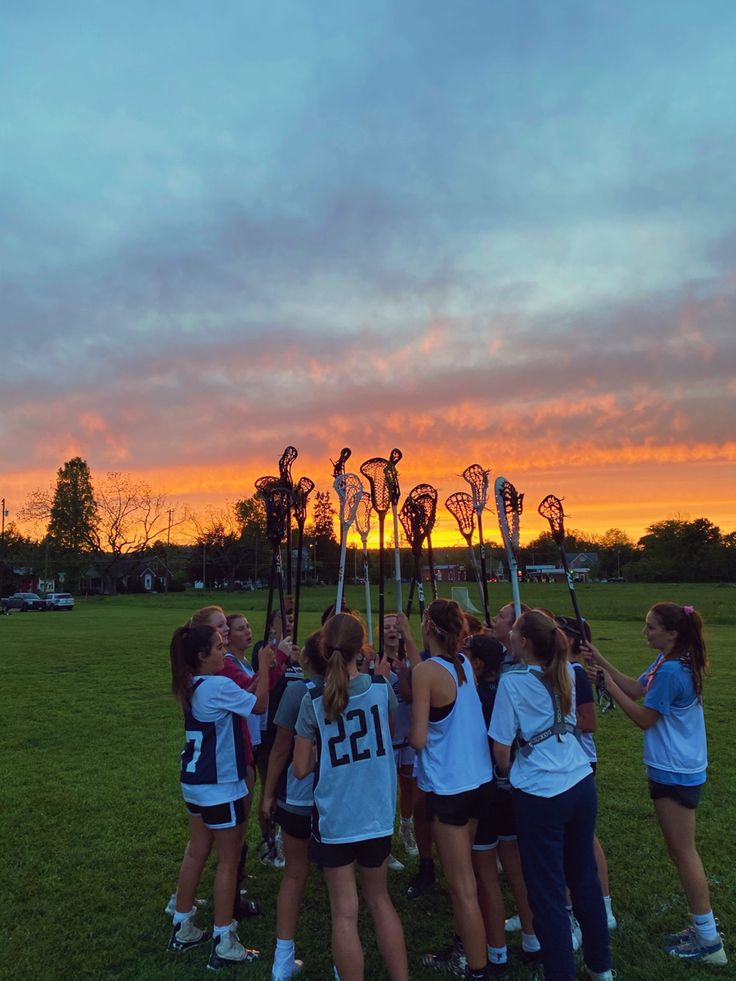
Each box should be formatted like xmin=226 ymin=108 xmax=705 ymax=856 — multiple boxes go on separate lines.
xmin=476 ymin=513 xmax=491 ymax=626
xmin=292 ymin=525 xmax=305 ymax=645
xmin=392 ymin=505 xmax=403 ymax=612
xmin=335 ymin=530 xmax=349 ymax=614
xmin=378 ymin=515 xmax=385 ymax=657
xmin=275 ymin=550 xmax=287 ymax=638
xmin=362 ymin=545 xmax=373 ymax=646
xmin=285 ymin=509 xmax=292 ymax=595
xmin=263 ymin=551 xmax=277 ymax=645
xmin=466 ymin=542 xmax=485 ymax=611
xmin=426 ymin=534 xmax=438 ymax=601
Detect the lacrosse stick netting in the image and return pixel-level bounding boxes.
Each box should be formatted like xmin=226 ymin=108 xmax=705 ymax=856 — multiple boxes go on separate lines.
xmin=354 ymin=493 xmax=374 ymax=645
xmin=291 ymin=476 xmax=314 ymax=644
xmin=399 ymin=495 xmax=427 ymax=618
xmin=494 ymin=477 xmax=524 ymax=618
xmin=445 ymin=492 xmax=484 ymax=609
xmin=386 ymin=448 xmax=403 ymax=612
xmin=333 ymin=473 xmax=364 ymax=614
xmin=360 ymin=457 xmax=392 ymax=658
xmin=463 ymin=463 xmax=491 ymax=625
xmin=257 ymin=478 xmax=291 ymax=643
xmin=278 ymin=445 xmax=298 ymax=593
xmin=409 ymin=483 xmax=439 ymax=601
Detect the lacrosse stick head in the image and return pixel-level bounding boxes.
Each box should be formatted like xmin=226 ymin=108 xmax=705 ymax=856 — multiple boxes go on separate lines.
xmin=278 ymin=446 xmax=298 ymax=489
xmin=354 ymin=493 xmax=373 ymax=542
xmin=385 ymin=448 xmax=402 ymax=507
xmin=399 ymin=496 xmax=426 ymax=555
xmin=495 ymin=477 xmax=524 ymax=553
xmin=292 ymin=476 xmax=315 ymax=528
xmin=255 ymin=475 xmax=280 ymax=493
xmin=331 ymin=447 xmax=352 ymax=478
xmin=462 ymin=463 xmax=490 ymax=517
xmin=445 ymin=492 xmax=476 ymax=544
xmin=359 ymin=457 xmax=391 ymax=516
xmin=408 ymin=483 xmax=438 ymax=536
xmin=333 ymin=473 xmax=364 ymax=529
xmin=257 ymin=481 xmax=291 ymax=548
xmin=538 ymin=494 xmax=566 ymax=546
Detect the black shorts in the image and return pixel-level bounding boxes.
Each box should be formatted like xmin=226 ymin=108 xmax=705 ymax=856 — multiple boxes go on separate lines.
xmin=648 ymin=779 xmax=703 ymax=810
xmin=472 ymin=815 xmax=498 ymax=851
xmin=185 ymin=796 xmax=246 ymax=830
xmin=426 ymin=781 xmax=493 ymax=827
xmin=486 ymin=793 xmax=517 ymax=841
xmin=309 ymin=834 xmax=392 ymax=869
xmin=275 ymin=805 xmax=311 ymax=840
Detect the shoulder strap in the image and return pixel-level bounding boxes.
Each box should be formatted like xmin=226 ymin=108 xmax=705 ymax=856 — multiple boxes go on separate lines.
xmin=517 ymin=670 xmax=576 ymax=758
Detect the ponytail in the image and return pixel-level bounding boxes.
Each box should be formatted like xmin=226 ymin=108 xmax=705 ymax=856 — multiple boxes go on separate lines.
xmin=425 ymin=599 xmax=467 ymax=685
xmin=650 ymin=602 xmax=708 ymax=699
xmin=321 ymin=613 xmax=364 ymax=723
xmin=517 ymin=611 xmax=572 ymax=714
xmin=170 ymin=624 xmax=216 ymax=707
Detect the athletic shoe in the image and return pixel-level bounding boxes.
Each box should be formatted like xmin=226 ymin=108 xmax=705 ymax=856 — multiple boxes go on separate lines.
xmin=234 ymin=888 xmax=261 ymax=919
xmin=665 ymin=934 xmax=728 ymax=966
xmin=569 ymin=911 xmax=582 ymax=953
xmin=420 ymin=937 xmax=466 ymax=976
xmin=207 ymin=924 xmax=261 ymax=970
xmin=400 ymin=820 xmax=419 ymax=857
xmin=272 ymin=958 xmax=304 ymax=980
xmin=167 ymin=918 xmax=211 ymax=952
xmin=504 ymin=914 xmax=521 ymax=933
xmin=584 ymin=968 xmax=616 ymax=980
xmin=407 ymin=861 xmax=435 ymax=899
xmin=388 ymin=853 xmax=405 ymax=871
xmin=275 ymin=827 xmax=286 ymax=864
xmin=663 ymin=925 xmax=695 ymax=945
xmin=164 ymin=892 xmax=207 ymax=916
xmin=260 ymin=835 xmax=285 ymax=869
xmin=519 ymin=947 xmax=543 ymax=964
xmin=488 ymin=962 xmax=511 ymax=979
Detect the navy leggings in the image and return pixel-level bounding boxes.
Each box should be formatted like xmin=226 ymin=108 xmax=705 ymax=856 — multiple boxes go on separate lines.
xmin=513 ymin=774 xmax=611 ymax=981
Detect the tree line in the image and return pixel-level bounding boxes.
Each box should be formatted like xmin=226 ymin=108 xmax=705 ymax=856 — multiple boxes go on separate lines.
xmin=1 ymin=457 xmax=735 ymax=595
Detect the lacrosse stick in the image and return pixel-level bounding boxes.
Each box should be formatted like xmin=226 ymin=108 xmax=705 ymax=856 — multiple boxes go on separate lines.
xmin=334 ymin=473 xmax=364 ymax=615
xmin=399 ymin=496 xmax=427 ymax=618
xmin=537 ymin=494 xmax=614 ymax=712
xmin=278 ymin=446 xmax=298 ymax=594
xmin=409 ymin=483 xmax=439 ymax=601
xmin=291 ymin=476 xmax=314 ymax=645
xmin=386 ymin=448 xmax=403 ymax=612
xmin=494 ymin=477 xmax=524 ymax=618
xmin=256 ymin=477 xmax=291 ymax=644
xmin=354 ymin=493 xmax=374 ymax=645
xmin=360 ymin=456 xmax=392 ymax=658
xmin=445 ymin=492 xmax=485 ymax=611
xmin=331 ymin=446 xmax=352 ymax=479
xmin=463 ymin=464 xmax=492 ymax=625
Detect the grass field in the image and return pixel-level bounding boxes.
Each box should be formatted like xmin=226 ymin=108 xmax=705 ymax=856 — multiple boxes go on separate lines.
xmin=2 ymin=582 xmax=734 ymax=980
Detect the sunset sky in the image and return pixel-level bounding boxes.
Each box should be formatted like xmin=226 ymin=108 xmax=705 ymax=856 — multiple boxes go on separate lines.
xmin=2 ymin=1 xmax=735 ymax=548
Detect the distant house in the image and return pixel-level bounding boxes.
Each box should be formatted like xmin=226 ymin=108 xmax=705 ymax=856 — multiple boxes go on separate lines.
xmin=434 ymin=563 xmax=466 ymax=583
xmin=525 ymin=553 xmax=599 ymax=583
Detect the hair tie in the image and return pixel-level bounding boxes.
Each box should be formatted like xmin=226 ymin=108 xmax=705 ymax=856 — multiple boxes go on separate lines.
xmin=331 ymin=647 xmax=342 ymax=658
xmin=683 ymin=605 xmax=694 ymax=616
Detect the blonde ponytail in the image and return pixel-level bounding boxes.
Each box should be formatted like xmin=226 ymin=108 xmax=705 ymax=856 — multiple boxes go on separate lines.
xmin=321 ymin=613 xmax=365 ymax=723
xmin=517 ymin=611 xmax=572 ymax=715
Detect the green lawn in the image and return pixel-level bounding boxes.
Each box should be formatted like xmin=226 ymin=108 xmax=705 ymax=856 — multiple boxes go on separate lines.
xmin=2 ymin=583 xmax=734 ymax=980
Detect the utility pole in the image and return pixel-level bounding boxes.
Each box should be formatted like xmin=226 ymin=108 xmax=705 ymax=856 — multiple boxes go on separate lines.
xmin=0 ymin=498 xmax=8 ymax=598
xmin=165 ymin=508 xmax=173 ymax=593
xmin=202 ymin=542 xmax=206 ymax=589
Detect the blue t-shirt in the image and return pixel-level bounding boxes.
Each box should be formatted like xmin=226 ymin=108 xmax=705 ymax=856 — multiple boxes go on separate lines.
xmin=638 ymin=656 xmax=707 ymax=786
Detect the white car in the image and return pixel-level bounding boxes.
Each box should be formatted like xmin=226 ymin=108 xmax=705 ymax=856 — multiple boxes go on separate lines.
xmin=45 ymin=592 xmax=75 ymax=611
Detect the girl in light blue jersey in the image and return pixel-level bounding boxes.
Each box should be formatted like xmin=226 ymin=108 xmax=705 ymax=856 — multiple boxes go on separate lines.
xmin=293 ymin=613 xmax=408 ymax=981
xmin=583 ymin=602 xmax=726 ymax=967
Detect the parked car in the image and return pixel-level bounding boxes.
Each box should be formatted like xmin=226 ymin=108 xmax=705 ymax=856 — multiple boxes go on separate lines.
xmin=1 ymin=592 xmax=46 ymax=612
xmin=45 ymin=592 xmax=75 ymax=611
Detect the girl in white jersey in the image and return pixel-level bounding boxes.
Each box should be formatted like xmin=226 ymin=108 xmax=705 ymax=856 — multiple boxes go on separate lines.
xmin=490 ymin=610 xmax=612 ymax=981
xmin=583 ymin=602 xmax=726 ymax=967
xmin=294 ymin=613 xmax=408 ymax=981
xmin=167 ymin=623 xmax=270 ymax=969
xmin=410 ymin=599 xmax=494 ymax=981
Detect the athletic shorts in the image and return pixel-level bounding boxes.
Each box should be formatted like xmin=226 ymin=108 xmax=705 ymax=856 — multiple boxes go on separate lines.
xmin=394 ymin=745 xmax=417 ymax=769
xmin=648 ymin=779 xmax=703 ymax=810
xmin=472 ymin=815 xmax=498 ymax=851
xmin=309 ymin=834 xmax=392 ymax=869
xmin=185 ymin=796 xmax=246 ymax=830
xmin=487 ymin=793 xmax=517 ymax=841
xmin=275 ymin=805 xmax=311 ymax=840
xmin=426 ymin=781 xmax=493 ymax=827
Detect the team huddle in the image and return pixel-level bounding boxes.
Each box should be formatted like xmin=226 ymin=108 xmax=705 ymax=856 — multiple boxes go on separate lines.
xmin=165 ymin=598 xmax=725 ymax=980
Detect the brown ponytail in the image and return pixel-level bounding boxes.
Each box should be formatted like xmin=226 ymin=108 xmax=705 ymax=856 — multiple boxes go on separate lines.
xmin=321 ymin=614 xmax=364 ymax=722
xmin=170 ymin=624 xmax=217 ymax=707
xmin=650 ymin=602 xmax=708 ymax=699
xmin=425 ymin=599 xmax=467 ymax=685
xmin=516 ymin=610 xmax=572 ymax=714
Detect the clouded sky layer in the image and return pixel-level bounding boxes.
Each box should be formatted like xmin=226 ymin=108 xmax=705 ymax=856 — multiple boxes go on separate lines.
xmin=2 ymin=1 xmax=735 ymax=544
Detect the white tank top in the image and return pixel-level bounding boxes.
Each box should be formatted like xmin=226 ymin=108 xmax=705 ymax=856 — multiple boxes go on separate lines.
xmin=417 ymin=654 xmax=493 ymax=795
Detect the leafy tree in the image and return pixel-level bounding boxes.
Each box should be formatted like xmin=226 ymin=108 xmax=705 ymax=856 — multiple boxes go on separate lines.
xmin=234 ymin=495 xmax=272 ymax=582
xmin=48 ymin=457 xmax=98 ymax=553
xmin=309 ymin=491 xmax=339 ymax=582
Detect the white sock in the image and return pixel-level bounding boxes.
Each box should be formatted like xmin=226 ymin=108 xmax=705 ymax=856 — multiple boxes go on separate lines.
xmin=521 ymin=932 xmax=541 ymax=953
xmin=692 ymin=911 xmax=718 ymax=943
xmin=173 ymin=909 xmax=193 ymax=926
xmin=274 ymin=937 xmax=296 ymax=967
xmin=213 ymin=923 xmax=231 ymax=938
xmin=487 ymin=944 xmax=507 ymax=964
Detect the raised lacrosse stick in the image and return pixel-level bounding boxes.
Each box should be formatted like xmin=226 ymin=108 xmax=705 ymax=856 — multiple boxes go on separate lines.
xmin=278 ymin=446 xmax=298 ymax=594
xmin=256 ymin=476 xmax=291 ymax=644
xmin=409 ymin=483 xmax=439 ymax=601
xmin=494 ymin=477 xmax=524 ymax=618
xmin=463 ymin=464 xmax=492 ymax=626
xmin=334 ymin=473 xmax=364 ymax=615
xmin=399 ymin=495 xmax=427 ymax=619
xmin=445 ymin=492 xmax=485 ymax=611
xmin=331 ymin=446 xmax=352 ymax=479
xmin=386 ymin=448 xmax=403 ymax=612
xmin=291 ymin=476 xmax=314 ymax=645
xmin=354 ymin=493 xmax=374 ymax=645
xmin=538 ymin=494 xmax=614 ymax=712
xmin=360 ymin=456 xmax=392 ymax=658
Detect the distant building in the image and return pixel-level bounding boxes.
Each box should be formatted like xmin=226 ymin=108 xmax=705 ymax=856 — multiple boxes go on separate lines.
xmin=434 ymin=563 xmax=466 ymax=583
